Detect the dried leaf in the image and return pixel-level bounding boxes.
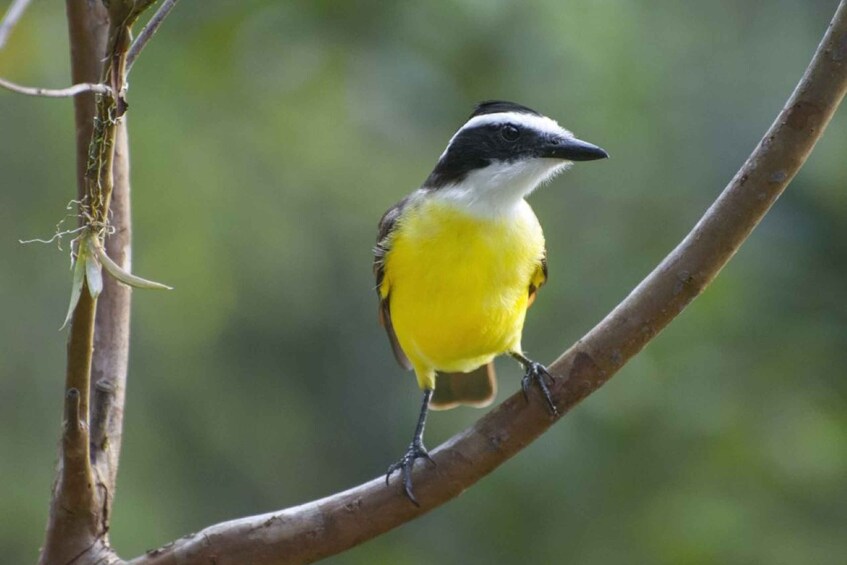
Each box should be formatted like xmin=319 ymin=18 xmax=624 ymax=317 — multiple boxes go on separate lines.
xmin=93 ymin=238 xmax=173 ymax=290
xmin=61 ymin=244 xmax=87 ymax=330
xmin=85 ymin=247 xmax=103 ymax=299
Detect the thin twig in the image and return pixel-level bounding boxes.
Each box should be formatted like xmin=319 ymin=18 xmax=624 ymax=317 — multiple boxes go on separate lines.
xmin=126 ymin=0 xmax=180 ymax=71
xmin=0 ymin=0 xmax=32 ymax=49
xmin=0 ymin=76 xmax=111 ymax=97
xmin=130 ymin=1 xmax=847 ymax=563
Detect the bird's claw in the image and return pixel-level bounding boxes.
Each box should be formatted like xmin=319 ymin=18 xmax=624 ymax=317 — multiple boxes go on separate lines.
xmin=386 ymin=440 xmax=435 ymax=506
xmin=520 ymin=361 xmax=558 ymax=416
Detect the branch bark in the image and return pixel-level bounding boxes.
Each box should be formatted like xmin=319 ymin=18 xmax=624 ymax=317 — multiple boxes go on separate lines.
xmin=38 ymin=3 xmax=110 ymax=562
xmin=89 ymin=109 xmax=133 ymax=550
xmin=129 ymin=2 xmax=847 ymax=564
xmin=38 ymin=1 xmax=152 ymax=563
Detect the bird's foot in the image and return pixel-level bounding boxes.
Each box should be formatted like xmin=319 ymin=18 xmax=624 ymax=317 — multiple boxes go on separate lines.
xmin=386 ymin=440 xmax=435 ymax=506
xmin=518 ymin=359 xmax=558 ymax=416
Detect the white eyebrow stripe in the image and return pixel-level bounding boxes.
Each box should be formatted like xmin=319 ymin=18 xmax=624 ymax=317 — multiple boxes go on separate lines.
xmin=460 ymin=112 xmax=570 ymax=136
xmin=441 ymin=111 xmax=573 ymax=158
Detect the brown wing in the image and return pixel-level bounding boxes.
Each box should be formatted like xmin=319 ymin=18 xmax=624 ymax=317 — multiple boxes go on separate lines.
xmin=527 ymin=249 xmax=548 ymax=307
xmin=374 ymin=196 xmax=412 ymax=370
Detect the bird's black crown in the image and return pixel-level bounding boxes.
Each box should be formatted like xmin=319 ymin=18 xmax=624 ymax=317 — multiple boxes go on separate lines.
xmin=469 ymin=100 xmax=542 ymax=119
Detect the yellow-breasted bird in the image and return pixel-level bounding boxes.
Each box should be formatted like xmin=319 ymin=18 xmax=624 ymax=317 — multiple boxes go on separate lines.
xmin=374 ymin=101 xmax=607 ymax=503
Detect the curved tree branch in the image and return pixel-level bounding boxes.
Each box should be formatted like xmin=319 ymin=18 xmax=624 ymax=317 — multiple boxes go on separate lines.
xmin=130 ymin=2 xmax=847 ymax=564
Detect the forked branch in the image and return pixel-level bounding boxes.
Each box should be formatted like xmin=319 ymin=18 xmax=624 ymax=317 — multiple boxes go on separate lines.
xmin=130 ymin=2 xmax=847 ymax=563
xmin=127 ymin=0 xmax=180 ymax=71
xmin=37 ymin=1 xmax=163 ymax=564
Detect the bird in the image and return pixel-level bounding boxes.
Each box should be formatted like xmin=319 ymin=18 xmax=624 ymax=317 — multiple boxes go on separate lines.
xmin=374 ymin=100 xmax=607 ymax=504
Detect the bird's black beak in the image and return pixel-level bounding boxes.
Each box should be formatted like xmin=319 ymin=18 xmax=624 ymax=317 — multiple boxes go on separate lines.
xmin=541 ymin=136 xmax=608 ymax=161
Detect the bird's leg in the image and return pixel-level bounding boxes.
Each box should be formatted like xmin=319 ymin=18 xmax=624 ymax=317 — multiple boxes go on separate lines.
xmin=386 ymin=388 xmax=436 ymax=506
xmin=510 ymin=352 xmax=558 ymax=416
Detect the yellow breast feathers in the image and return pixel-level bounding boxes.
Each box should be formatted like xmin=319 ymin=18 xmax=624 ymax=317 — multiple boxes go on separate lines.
xmin=380 ymin=198 xmax=546 ymax=388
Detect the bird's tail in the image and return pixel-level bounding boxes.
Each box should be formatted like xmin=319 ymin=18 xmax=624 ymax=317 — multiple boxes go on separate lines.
xmin=431 ymin=363 xmax=497 ymax=410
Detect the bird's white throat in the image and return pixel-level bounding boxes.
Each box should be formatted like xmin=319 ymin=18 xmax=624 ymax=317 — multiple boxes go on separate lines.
xmin=431 ymin=158 xmax=570 ymax=218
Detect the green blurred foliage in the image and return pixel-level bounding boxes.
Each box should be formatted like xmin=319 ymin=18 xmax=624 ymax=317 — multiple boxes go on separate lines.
xmin=2 ymin=1 xmax=846 ymax=563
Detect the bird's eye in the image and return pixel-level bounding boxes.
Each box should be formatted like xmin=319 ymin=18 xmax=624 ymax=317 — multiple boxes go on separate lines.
xmin=500 ymin=124 xmax=520 ymax=142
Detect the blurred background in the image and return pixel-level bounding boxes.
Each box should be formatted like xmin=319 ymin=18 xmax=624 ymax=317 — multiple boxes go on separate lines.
xmin=2 ymin=1 xmax=846 ymax=563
